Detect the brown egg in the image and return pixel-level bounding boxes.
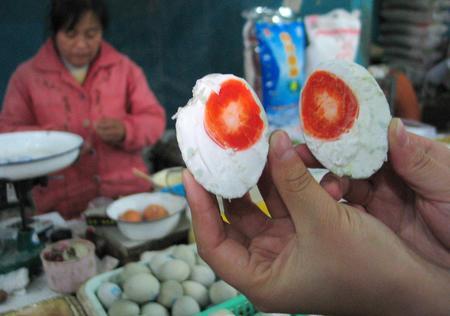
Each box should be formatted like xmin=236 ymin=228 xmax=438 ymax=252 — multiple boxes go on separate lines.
xmin=143 ymin=204 xmax=169 ymax=221
xmin=120 ymin=209 xmax=142 ymax=222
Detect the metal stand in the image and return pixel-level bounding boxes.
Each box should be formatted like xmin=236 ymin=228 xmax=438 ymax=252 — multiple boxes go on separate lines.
xmin=0 ymin=177 xmax=47 ymax=274
xmin=0 ymin=177 xmax=47 ymax=230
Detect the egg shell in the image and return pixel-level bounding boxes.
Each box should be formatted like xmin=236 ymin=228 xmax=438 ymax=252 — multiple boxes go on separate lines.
xmin=141 ymin=302 xmax=169 ymax=316
xmin=189 ymin=264 xmax=216 ymax=287
xmin=171 ymin=296 xmax=201 ymax=316
xmin=108 ymin=299 xmax=140 ymax=316
xmin=301 ymin=60 xmax=391 ymax=179
xmin=157 ymin=280 xmax=184 ymax=308
xmin=96 ymin=282 xmax=122 ymax=309
xmin=182 ymin=280 xmax=209 ymax=307
xmin=149 ymin=253 xmax=173 ymax=275
xmin=123 ymin=273 xmax=160 ymax=304
xmin=172 ymin=245 xmax=196 ymax=267
xmin=119 ymin=262 xmax=151 ymax=284
xmin=175 ymin=73 xmax=269 ymax=199
xmin=157 ymin=259 xmax=190 ymax=282
xmin=209 ymin=280 xmax=238 ymax=305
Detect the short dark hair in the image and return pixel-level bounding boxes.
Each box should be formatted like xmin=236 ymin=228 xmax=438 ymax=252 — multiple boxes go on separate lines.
xmin=50 ymin=0 xmax=109 ymax=35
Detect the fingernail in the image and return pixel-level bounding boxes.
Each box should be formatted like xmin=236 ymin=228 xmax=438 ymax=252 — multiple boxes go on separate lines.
xmin=394 ymin=118 xmax=408 ymax=147
xmin=270 ymin=130 xmax=295 ymax=160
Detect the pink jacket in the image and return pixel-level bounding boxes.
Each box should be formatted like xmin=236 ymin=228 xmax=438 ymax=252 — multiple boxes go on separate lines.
xmin=0 ymin=39 xmax=166 ymax=218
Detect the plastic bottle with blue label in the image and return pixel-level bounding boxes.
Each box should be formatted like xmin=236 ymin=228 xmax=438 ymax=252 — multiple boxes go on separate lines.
xmin=243 ymin=7 xmax=306 ymax=140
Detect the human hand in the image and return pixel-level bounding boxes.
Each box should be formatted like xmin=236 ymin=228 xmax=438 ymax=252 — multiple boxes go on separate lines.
xmin=321 ymin=118 xmax=450 ymax=269
xmin=94 ymin=117 xmax=126 ymax=145
xmin=184 ymin=129 xmax=450 ymax=315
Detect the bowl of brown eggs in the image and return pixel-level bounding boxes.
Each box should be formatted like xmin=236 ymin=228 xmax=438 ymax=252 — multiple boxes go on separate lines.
xmin=106 ymin=192 xmax=187 ymax=240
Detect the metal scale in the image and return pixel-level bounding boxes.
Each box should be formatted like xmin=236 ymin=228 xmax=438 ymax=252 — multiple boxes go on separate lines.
xmin=0 ymin=131 xmax=83 ymax=274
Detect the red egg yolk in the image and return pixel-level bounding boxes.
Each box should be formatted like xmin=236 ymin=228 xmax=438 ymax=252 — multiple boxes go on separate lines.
xmin=204 ymin=79 xmax=264 ymax=151
xmin=301 ymin=70 xmax=359 ymax=140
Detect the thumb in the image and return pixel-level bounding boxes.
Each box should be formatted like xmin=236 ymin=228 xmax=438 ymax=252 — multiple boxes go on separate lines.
xmin=388 ymin=118 xmax=450 ymax=199
xmin=269 ymin=131 xmax=337 ymax=230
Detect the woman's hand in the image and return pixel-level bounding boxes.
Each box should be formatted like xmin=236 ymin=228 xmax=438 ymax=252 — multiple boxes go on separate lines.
xmin=321 ymin=118 xmax=450 ymax=269
xmin=94 ymin=117 xmax=125 ymax=145
xmin=184 ymin=121 xmax=450 ymax=315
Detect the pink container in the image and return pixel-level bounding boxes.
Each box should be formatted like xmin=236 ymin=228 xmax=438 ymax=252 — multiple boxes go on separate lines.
xmin=41 ymin=239 xmax=97 ymax=294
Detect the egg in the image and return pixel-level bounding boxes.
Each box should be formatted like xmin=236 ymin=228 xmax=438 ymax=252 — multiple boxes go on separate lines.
xmin=119 ymin=262 xmax=151 ymax=284
xmin=96 ymin=282 xmax=122 ymax=309
xmin=172 ymin=244 xmax=196 ymax=267
xmin=189 ymin=264 xmax=215 ymax=287
xmin=209 ymin=280 xmax=238 ymax=305
xmin=175 ymin=74 xmax=269 ymax=199
xmin=149 ymin=252 xmax=173 ymax=275
xmin=141 ymin=302 xmax=169 ymax=316
xmin=300 ymin=60 xmax=391 ymax=178
xmin=142 ymin=204 xmax=169 ymax=221
xmin=182 ymin=280 xmax=209 ymax=307
xmin=157 ymin=280 xmax=184 ymax=308
xmin=119 ymin=209 xmax=142 ymax=222
xmin=108 ymin=299 xmax=140 ymax=316
xmin=171 ymin=296 xmax=201 ymax=316
xmin=123 ymin=273 xmax=160 ymax=304
xmin=157 ymin=259 xmax=190 ymax=282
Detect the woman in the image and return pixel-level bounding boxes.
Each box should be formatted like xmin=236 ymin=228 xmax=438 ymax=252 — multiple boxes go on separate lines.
xmin=0 ymin=0 xmax=166 ymax=219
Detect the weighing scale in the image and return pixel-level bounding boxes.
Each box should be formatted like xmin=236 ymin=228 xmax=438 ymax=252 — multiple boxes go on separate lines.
xmin=0 ymin=131 xmax=83 ymax=274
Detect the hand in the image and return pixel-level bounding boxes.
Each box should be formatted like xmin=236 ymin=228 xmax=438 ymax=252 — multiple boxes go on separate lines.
xmin=321 ymin=118 xmax=450 ymax=269
xmin=184 ymin=126 xmax=450 ymax=315
xmin=80 ymin=141 xmax=93 ymax=155
xmin=94 ymin=117 xmax=126 ymax=145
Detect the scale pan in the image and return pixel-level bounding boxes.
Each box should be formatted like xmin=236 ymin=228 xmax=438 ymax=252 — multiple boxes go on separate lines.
xmin=0 ymin=131 xmax=83 ymax=181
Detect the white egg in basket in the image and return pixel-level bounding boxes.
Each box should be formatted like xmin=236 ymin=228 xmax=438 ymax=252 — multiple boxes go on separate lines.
xmin=106 ymin=192 xmax=187 ymax=241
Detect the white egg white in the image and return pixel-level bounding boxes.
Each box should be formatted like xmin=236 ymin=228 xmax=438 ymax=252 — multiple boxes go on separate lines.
xmin=175 ymin=74 xmax=269 ymax=198
xmin=301 ymin=60 xmax=391 ymax=179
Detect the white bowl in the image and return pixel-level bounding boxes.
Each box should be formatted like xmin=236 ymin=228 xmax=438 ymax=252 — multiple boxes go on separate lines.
xmin=106 ymin=192 xmax=187 ymax=241
xmin=0 ymin=131 xmax=83 ymax=180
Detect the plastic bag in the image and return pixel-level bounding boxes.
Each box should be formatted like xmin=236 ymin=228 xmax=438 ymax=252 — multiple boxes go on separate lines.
xmin=304 ymin=9 xmax=361 ymax=76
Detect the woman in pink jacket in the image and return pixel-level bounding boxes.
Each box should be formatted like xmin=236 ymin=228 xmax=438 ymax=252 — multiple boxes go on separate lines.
xmin=0 ymin=0 xmax=166 ymax=219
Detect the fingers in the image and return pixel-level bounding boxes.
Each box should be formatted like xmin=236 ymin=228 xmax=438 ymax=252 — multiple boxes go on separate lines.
xmin=257 ymin=141 xmax=323 ymax=220
xmin=320 ymin=173 xmax=374 ymax=207
xmin=389 ymin=118 xmax=450 ymax=200
xmin=223 ymin=198 xmax=273 ymax=239
xmin=95 ymin=118 xmax=125 ymax=144
xmin=269 ymin=131 xmax=337 ymax=230
xmin=183 ymin=171 xmax=251 ymax=287
xmin=294 ymin=143 xmax=323 ymax=168
xmin=319 ymin=173 xmax=345 ymax=201
xmin=257 ymin=161 xmax=290 ymax=219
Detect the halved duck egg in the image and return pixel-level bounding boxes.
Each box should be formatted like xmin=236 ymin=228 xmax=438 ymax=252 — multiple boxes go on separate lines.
xmin=175 ymin=74 xmax=269 ymax=198
xmin=300 ymin=60 xmax=391 ymax=179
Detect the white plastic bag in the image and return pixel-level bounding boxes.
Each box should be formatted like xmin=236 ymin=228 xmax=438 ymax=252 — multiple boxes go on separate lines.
xmin=305 ymin=9 xmax=361 ymax=75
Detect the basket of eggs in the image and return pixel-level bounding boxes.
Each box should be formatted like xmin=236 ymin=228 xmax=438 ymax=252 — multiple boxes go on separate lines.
xmin=106 ymin=192 xmax=187 ymax=240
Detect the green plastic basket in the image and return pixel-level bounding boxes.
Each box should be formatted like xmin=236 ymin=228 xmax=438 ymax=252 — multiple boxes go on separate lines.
xmin=197 ymin=294 xmax=306 ymax=316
